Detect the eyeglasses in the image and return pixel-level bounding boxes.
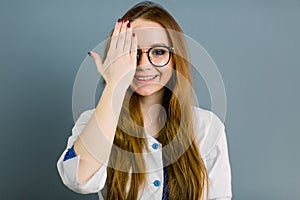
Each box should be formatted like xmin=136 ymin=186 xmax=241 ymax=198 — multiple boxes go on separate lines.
xmin=136 ymin=45 xmax=174 ymax=67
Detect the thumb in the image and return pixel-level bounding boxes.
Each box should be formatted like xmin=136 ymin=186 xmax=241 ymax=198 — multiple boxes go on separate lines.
xmin=88 ymin=51 xmax=103 ymax=74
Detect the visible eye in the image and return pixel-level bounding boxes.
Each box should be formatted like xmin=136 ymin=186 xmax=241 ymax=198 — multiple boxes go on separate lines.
xmin=151 ymin=48 xmax=166 ymax=56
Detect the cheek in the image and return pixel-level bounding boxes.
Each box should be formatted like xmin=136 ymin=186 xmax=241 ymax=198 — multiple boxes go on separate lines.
xmin=160 ymin=67 xmax=173 ymax=83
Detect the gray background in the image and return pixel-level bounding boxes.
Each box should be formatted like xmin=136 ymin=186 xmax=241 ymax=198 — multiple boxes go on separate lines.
xmin=1 ymin=0 xmax=299 ymax=199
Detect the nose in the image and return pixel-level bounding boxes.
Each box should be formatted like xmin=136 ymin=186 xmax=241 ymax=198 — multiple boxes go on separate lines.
xmin=137 ymin=50 xmax=150 ymax=67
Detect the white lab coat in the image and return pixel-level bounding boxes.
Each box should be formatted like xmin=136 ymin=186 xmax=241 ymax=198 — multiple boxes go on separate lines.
xmin=57 ymin=107 xmax=232 ymax=199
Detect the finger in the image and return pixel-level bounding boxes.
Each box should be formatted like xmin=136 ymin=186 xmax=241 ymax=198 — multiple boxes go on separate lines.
xmin=117 ymin=19 xmax=130 ymax=52
xmin=88 ymin=51 xmax=103 ymax=74
xmin=130 ymin=32 xmax=137 ymax=61
xmin=123 ymin=24 xmax=132 ymax=53
xmin=109 ymin=19 xmax=122 ymax=50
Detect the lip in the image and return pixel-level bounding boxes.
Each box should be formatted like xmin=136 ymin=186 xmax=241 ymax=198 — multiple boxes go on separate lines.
xmin=134 ymin=74 xmax=159 ymax=83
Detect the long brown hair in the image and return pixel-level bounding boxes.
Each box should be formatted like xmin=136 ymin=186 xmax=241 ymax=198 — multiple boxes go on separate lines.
xmin=104 ymin=1 xmax=208 ymax=199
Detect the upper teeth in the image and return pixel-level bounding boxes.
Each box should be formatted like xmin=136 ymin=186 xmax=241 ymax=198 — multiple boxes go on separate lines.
xmin=136 ymin=75 xmax=157 ymax=81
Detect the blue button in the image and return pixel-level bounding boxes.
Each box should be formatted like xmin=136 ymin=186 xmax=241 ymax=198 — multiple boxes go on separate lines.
xmin=153 ymin=180 xmax=161 ymax=187
xmin=152 ymin=143 xmax=159 ymax=149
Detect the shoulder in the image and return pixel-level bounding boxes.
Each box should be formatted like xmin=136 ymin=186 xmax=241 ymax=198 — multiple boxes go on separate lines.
xmin=192 ymin=106 xmax=225 ymax=158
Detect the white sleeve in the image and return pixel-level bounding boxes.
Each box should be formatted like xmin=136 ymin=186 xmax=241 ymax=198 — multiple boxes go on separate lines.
xmin=204 ymin=127 xmax=232 ymax=200
xmin=56 ymin=109 xmax=107 ymax=194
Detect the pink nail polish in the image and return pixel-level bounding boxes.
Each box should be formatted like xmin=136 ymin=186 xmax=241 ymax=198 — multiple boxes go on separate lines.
xmin=124 ymin=18 xmax=128 ymax=22
xmin=127 ymin=22 xmax=131 ymax=28
xmin=117 ymin=18 xmax=122 ymax=23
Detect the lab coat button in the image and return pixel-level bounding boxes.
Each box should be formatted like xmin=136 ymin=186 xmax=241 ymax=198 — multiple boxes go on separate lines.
xmin=153 ymin=180 xmax=161 ymax=187
xmin=152 ymin=143 xmax=159 ymax=149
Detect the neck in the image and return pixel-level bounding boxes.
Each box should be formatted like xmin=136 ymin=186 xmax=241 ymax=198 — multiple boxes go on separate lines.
xmin=138 ymin=89 xmax=165 ymax=136
xmin=139 ymin=87 xmax=165 ymax=112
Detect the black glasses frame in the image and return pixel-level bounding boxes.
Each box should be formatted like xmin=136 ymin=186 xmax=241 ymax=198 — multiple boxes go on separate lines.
xmin=136 ymin=45 xmax=174 ymax=67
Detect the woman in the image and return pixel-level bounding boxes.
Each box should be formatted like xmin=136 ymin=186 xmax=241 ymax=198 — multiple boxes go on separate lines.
xmin=57 ymin=1 xmax=232 ymax=199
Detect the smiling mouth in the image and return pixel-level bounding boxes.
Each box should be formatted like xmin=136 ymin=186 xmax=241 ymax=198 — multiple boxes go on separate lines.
xmin=134 ymin=75 xmax=158 ymax=81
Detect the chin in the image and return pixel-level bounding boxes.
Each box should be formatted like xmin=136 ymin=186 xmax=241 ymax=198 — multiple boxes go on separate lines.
xmin=134 ymin=89 xmax=156 ymax=97
xmin=131 ymin=86 xmax=165 ymax=97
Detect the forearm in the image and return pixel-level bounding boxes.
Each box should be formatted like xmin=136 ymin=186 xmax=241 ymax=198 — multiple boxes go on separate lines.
xmin=74 ymin=82 xmax=128 ymax=183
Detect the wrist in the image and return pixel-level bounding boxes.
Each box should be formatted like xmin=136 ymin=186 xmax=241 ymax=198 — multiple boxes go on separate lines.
xmin=106 ymin=80 xmax=130 ymax=93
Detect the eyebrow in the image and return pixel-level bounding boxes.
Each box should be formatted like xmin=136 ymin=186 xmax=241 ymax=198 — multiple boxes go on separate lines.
xmin=137 ymin=43 xmax=169 ymax=48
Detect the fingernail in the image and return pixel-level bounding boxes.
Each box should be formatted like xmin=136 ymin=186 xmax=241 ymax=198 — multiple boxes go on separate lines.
xmin=124 ymin=18 xmax=128 ymax=22
xmin=88 ymin=52 xmax=91 ymax=56
xmin=127 ymin=22 xmax=131 ymax=28
xmin=117 ymin=18 xmax=122 ymax=23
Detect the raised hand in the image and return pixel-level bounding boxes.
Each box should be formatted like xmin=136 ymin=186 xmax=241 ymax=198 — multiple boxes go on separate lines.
xmin=88 ymin=19 xmax=137 ymax=87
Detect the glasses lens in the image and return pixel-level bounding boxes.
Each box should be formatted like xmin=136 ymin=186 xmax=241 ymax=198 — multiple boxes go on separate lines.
xmin=149 ymin=47 xmax=170 ymax=67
